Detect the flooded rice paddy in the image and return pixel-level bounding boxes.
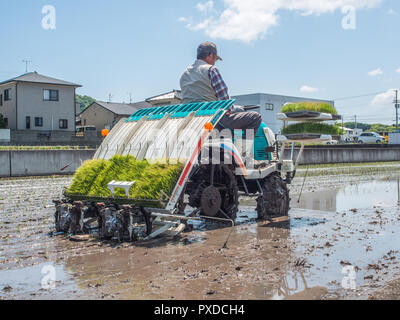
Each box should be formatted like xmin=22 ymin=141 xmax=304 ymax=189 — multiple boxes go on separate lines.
xmin=1 ymin=170 xmax=400 ymax=300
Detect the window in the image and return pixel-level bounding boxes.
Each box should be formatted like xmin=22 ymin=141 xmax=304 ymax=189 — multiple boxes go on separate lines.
xmin=4 ymin=118 xmax=8 ymax=127
xmin=43 ymin=89 xmax=59 ymax=101
xmin=4 ymin=89 xmax=11 ymax=101
xmin=59 ymin=119 xmax=68 ymax=129
xmin=35 ymin=117 xmax=43 ymax=127
xmin=26 ymin=117 xmax=31 ymax=129
xmin=265 ymin=103 xmax=274 ymax=111
xmin=0 ymin=94 xmax=2 ymax=106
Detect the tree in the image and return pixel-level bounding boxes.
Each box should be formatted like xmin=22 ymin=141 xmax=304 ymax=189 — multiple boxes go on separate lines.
xmin=341 ymin=122 xmax=397 ymax=133
xmin=0 ymin=114 xmax=6 ymax=129
xmin=343 ymin=122 xmax=371 ymax=131
xmin=76 ymin=94 xmax=95 ymax=113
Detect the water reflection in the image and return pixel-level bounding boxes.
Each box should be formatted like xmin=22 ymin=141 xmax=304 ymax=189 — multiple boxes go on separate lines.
xmin=272 ymin=271 xmax=327 ymax=300
xmin=293 ymin=178 xmax=400 ymax=212
xmin=296 ymin=189 xmax=337 ymax=212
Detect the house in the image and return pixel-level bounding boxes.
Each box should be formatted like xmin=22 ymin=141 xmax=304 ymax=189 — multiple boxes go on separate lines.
xmin=232 ymin=93 xmax=335 ymax=133
xmin=79 ymin=100 xmax=152 ymax=131
xmin=0 ymin=72 xmax=81 ymax=132
xmin=146 ymin=90 xmax=182 ymax=106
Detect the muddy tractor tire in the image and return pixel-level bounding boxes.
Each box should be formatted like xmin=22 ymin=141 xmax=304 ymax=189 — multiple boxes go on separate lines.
xmin=256 ymin=173 xmax=290 ymax=220
xmin=187 ymin=164 xmax=239 ymax=220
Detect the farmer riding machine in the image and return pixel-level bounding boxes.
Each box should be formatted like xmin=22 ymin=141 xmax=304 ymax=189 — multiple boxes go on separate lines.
xmin=55 ymin=99 xmax=314 ymax=242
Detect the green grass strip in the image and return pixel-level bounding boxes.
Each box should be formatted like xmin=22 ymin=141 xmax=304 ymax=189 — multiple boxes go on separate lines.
xmin=298 ymin=161 xmax=400 ymax=169
xmin=0 ymin=146 xmax=93 ymax=150
xmin=296 ymin=162 xmax=400 ymax=177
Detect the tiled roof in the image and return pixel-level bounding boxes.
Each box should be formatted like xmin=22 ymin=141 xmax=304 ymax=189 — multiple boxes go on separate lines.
xmin=0 ymin=72 xmax=81 ymax=87
xmin=87 ymin=100 xmax=152 ymax=116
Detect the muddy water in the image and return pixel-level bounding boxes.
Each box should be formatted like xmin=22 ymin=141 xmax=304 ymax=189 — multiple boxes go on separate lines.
xmin=295 ymin=179 xmax=400 ymax=212
xmin=1 ymin=174 xmax=400 ymax=300
xmin=287 ymin=177 xmax=400 ymax=299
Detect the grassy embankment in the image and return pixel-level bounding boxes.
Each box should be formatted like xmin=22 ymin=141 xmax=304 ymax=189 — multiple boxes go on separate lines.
xmin=296 ymin=161 xmax=400 ymax=177
xmin=0 ymin=146 xmax=92 ymax=150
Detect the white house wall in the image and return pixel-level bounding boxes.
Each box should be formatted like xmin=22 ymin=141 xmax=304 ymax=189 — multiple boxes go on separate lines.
xmin=0 ymin=83 xmax=17 ymax=129
xmin=17 ymin=82 xmax=76 ymax=131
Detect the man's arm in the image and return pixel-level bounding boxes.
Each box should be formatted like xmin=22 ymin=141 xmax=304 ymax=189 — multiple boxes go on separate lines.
xmin=209 ymin=67 xmax=245 ymax=113
xmin=209 ymin=66 xmax=230 ymax=101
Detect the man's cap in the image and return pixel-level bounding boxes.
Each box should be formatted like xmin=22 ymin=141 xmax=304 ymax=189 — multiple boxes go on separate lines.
xmin=198 ymin=41 xmax=222 ymax=61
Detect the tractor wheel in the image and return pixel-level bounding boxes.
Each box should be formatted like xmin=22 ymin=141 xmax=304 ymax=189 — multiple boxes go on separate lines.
xmin=187 ymin=164 xmax=239 ymax=221
xmin=218 ymin=165 xmax=239 ymax=221
xmin=256 ymin=173 xmax=290 ymax=220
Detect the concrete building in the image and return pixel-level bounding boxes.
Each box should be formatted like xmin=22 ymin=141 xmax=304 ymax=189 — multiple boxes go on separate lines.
xmin=0 ymin=72 xmax=81 ymax=132
xmin=232 ymin=93 xmax=335 ymax=133
xmin=79 ymin=100 xmax=152 ymax=131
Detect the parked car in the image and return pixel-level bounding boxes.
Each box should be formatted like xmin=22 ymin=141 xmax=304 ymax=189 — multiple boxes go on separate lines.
xmin=357 ymin=132 xmax=385 ymax=144
xmin=324 ymin=139 xmax=338 ymax=145
xmin=76 ymin=126 xmax=96 ymax=133
xmin=75 ymin=126 xmax=96 ymax=136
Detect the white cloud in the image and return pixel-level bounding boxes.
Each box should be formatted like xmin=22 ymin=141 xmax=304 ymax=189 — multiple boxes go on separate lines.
xmin=387 ymin=9 xmax=397 ymax=15
xmin=181 ymin=0 xmax=382 ymax=42
xmin=178 ymin=17 xmax=188 ymax=23
xmin=368 ymin=68 xmax=383 ymax=76
xmin=196 ymin=1 xmax=214 ymax=13
xmin=370 ymin=89 xmax=394 ymax=107
xmin=396 ymin=68 xmax=400 ymax=74
xmin=300 ymin=85 xmax=319 ymax=93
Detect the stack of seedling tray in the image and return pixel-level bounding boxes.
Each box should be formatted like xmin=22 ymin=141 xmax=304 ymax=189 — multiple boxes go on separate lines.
xmin=277 ymin=102 xmax=342 ymax=142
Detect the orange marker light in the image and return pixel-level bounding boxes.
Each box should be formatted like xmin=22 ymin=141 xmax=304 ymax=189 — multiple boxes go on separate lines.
xmin=101 ymin=129 xmax=110 ymax=137
xmin=204 ymin=123 xmax=214 ymax=131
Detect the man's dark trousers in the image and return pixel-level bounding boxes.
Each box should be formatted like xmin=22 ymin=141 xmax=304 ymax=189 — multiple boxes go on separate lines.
xmin=216 ymin=111 xmax=262 ymax=138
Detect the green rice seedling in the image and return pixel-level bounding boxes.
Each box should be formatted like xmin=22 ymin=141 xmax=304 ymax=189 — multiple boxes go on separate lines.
xmin=130 ymin=162 xmax=184 ymax=199
xmin=67 ymin=155 xmax=184 ymax=200
xmin=87 ymin=155 xmax=149 ymax=197
xmin=282 ymin=123 xmax=344 ymax=135
xmin=68 ymin=159 xmax=110 ymax=195
xmin=282 ymin=102 xmax=338 ymax=115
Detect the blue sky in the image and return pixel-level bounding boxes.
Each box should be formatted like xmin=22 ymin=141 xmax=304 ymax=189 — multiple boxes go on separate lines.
xmin=0 ymin=0 xmax=399 ymax=124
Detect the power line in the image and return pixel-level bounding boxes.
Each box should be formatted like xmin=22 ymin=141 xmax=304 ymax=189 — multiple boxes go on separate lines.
xmin=336 ymin=102 xmax=371 ymax=109
xmin=334 ymin=91 xmax=387 ymax=101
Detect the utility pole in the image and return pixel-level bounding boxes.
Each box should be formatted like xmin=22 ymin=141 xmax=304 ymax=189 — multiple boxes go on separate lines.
xmin=22 ymin=60 xmax=32 ymax=73
xmin=394 ymin=89 xmax=399 ymax=131
xmin=108 ymin=94 xmax=114 ymax=103
xmin=127 ymin=92 xmax=133 ymax=104
xmin=354 ymin=115 xmax=357 ymax=130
